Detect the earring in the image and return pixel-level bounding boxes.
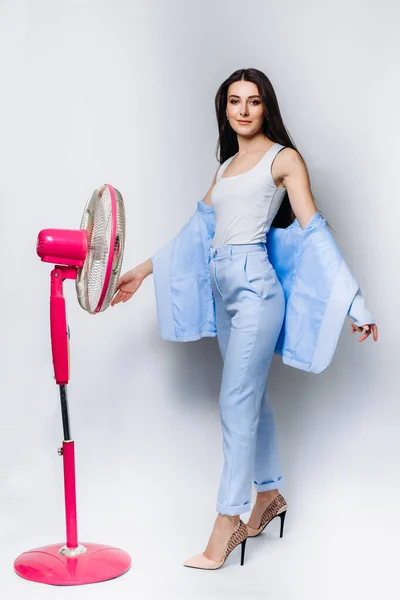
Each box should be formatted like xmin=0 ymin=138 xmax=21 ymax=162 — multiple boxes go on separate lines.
xmin=226 ymin=115 xmax=229 ymax=120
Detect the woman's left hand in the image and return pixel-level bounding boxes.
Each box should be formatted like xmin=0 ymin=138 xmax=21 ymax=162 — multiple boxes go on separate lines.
xmin=350 ymin=322 xmax=378 ymax=342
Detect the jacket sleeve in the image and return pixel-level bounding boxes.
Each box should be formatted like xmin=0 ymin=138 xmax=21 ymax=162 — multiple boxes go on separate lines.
xmin=150 ymin=201 xmax=217 ymax=342
xmin=273 ymin=213 xmax=375 ymax=374
xmin=150 ymin=237 xmax=178 ymax=341
xmin=150 ymin=210 xmax=197 ymax=341
xmin=347 ymin=288 xmax=375 ymax=327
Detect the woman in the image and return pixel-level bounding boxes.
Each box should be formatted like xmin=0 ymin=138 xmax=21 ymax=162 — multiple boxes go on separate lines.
xmin=111 ymin=68 xmax=378 ymax=570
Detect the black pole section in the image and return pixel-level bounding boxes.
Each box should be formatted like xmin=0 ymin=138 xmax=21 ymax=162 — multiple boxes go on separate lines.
xmin=59 ymin=385 xmax=71 ymax=441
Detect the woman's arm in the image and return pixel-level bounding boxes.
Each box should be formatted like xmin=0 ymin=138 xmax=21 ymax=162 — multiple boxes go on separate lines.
xmin=273 ymin=148 xmax=318 ymax=229
xmin=141 ymin=258 xmax=153 ymax=276
xmin=203 ymin=164 xmax=222 ymax=206
xmin=111 ymin=258 xmax=153 ymax=306
xmin=274 ymin=148 xmax=378 ymax=343
xmin=111 ymin=162 xmax=220 ymax=308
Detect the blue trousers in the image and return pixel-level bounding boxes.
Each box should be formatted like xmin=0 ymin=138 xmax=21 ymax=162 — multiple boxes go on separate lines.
xmin=209 ymin=242 xmax=286 ymax=516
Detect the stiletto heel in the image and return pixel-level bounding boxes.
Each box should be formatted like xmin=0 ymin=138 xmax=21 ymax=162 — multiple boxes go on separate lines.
xmin=246 ymin=493 xmax=288 ymax=538
xmin=240 ymin=537 xmax=247 ymax=565
xmin=183 ymin=519 xmax=249 ymax=570
xmin=279 ymin=509 xmax=286 ymax=538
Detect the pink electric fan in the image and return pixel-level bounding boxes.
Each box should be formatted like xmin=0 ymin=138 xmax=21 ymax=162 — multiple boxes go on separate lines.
xmin=14 ymin=184 xmax=131 ymax=585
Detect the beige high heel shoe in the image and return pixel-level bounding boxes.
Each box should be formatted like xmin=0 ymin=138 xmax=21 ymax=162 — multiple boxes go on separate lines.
xmin=183 ymin=520 xmax=248 ymax=570
xmin=246 ymin=493 xmax=287 ymax=538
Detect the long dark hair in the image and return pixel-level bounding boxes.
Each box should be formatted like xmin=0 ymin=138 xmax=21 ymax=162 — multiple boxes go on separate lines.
xmin=214 ymin=68 xmax=322 ymax=229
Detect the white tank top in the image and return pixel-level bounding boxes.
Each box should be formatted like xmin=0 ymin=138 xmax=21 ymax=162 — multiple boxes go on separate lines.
xmin=210 ymin=142 xmax=287 ymax=248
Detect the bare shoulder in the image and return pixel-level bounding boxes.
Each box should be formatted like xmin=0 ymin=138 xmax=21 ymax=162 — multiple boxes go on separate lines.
xmin=276 ymin=147 xmax=304 ymax=168
xmin=273 ymin=147 xmax=307 ymax=178
xmin=203 ymin=164 xmax=222 ymax=206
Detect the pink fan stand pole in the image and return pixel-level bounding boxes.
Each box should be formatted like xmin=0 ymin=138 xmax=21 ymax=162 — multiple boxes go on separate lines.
xmin=14 ymin=264 xmax=131 ymax=585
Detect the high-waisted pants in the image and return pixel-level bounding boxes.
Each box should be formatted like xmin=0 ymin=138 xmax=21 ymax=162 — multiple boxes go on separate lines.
xmin=209 ymin=242 xmax=286 ymax=516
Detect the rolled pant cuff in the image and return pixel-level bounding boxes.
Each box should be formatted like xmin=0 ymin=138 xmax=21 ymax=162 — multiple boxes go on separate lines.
xmin=253 ymin=476 xmax=283 ymax=493
xmin=216 ymin=501 xmax=251 ymax=516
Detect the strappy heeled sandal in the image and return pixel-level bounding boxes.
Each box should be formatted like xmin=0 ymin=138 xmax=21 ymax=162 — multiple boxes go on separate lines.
xmin=246 ymin=493 xmax=287 ymax=538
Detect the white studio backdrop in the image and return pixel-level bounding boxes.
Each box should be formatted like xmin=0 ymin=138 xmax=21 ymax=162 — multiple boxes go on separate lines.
xmin=0 ymin=1 xmax=398 ymax=598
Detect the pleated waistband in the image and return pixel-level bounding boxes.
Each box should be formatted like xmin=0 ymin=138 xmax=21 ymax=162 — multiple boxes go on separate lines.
xmin=209 ymin=242 xmax=267 ymax=259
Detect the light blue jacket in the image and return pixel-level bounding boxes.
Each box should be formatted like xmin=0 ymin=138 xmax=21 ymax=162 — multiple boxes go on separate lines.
xmin=151 ymin=199 xmax=374 ymax=374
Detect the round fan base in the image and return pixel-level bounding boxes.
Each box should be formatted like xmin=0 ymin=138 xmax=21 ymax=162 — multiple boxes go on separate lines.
xmin=14 ymin=542 xmax=131 ymax=585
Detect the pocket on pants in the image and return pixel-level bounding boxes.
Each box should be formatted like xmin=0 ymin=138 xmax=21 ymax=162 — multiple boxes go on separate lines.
xmin=210 ymin=259 xmax=224 ymax=298
xmin=243 ymin=251 xmax=271 ymax=300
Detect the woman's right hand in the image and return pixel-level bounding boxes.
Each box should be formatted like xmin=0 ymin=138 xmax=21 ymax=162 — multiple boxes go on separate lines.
xmin=111 ymin=261 xmax=151 ymax=306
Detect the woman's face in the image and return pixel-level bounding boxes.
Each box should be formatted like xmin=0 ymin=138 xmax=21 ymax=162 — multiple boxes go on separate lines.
xmin=225 ymin=80 xmax=265 ymax=136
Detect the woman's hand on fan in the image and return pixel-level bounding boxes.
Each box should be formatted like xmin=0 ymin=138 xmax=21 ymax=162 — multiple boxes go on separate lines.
xmin=111 ymin=265 xmax=147 ymax=306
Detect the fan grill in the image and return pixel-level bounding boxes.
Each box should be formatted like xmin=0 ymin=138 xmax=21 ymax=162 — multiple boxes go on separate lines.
xmin=76 ymin=185 xmax=125 ymax=314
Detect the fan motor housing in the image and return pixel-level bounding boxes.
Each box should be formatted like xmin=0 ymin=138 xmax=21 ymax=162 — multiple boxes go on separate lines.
xmin=37 ymin=229 xmax=88 ymax=267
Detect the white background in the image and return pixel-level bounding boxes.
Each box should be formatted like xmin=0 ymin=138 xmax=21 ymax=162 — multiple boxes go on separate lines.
xmin=1 ymin=1 xmax=398 ymax=598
